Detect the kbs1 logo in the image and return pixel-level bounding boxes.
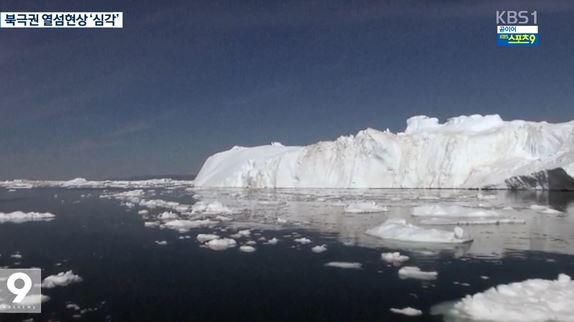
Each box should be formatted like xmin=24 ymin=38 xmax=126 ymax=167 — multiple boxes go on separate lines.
xmin=496 ymin=10 xmax=539 ymax=47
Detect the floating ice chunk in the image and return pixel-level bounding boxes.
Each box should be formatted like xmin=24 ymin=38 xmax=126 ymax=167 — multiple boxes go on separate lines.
xmin=10 ymin=253 xmax=22 ymax=259
xmin=390 ymin=307 xmax=423 ymax=316
xmin=530 ymin=204 xmax=563 ymax=214
xmin=191 ymin=200 xmax=233 ymax=215
xmin=155 ymin=240 xmax=168 ymax=245
xmin=144 ymin=221 xmax=160 ymax=228
xmin=196 ymin=234 xmax=220 ymax=243
xmin=381 ymin=252 xmax=409 ymax=264
xmin=163 ymin=219 xmax=215 ymax=233
xmin=412 ymin=205 xmax=499 ymax=218
xmin=138 ymin=209 xmax=149 ymax=215
xmin=344 ymin=202 xmax=388 ymax=213
xmin=231 ymin=229 xmax=251 ymax=238
xmin=294 ymin=237 xmax=312 ymax=244
xmin=0 ymin=211 xmax=55 ymax=224
xmin=366 ymin=219 xmax=472 ymax=244
xmin=477 ymin=193 xmax=497 ymax=200
xmin=419 ymin=218 xmax=526 ymax=225
xmin=42 ymin=271 xmax=83 ymax=288
xmin=158 ymin=211 xmax=178 ymax=220
xmin=239 ymin=245 xmax=256 ymax=253
xmin=311 ymin=245 xmax=327 ymax=253
xmin=66 ymin=303 xmax=81 ymax=310
xmin=266 ymin=238 xmax=279 ymax=245
xmin=206 ymin=238 xmax=237 ymax=251
xmin=449 ymin=274 xmax=574 ymax=322
xmin=398 ymin=266 xmax=438 ymax=280
xmin=325 ymin=262 xmax=362 ymax=269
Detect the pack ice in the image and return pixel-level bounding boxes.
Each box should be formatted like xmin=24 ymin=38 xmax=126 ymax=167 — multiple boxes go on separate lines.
xmin=195 ymin=115 xmax=574 ymax=189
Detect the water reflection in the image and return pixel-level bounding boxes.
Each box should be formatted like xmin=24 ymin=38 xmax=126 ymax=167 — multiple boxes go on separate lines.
xmin=191 ymin=188 xmax=574 ymax=258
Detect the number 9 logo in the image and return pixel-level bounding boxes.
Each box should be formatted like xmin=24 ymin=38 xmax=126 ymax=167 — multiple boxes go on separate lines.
xmin=7 ymin=272 xmax=32 ymax=303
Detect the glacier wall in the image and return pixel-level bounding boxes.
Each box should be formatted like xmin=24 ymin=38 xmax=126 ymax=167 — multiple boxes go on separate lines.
xmin=195 ymin=115 xmax=574 ymax=189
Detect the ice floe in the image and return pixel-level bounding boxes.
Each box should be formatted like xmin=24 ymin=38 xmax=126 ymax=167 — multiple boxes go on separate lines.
xmin=311 ymin=245 xmax=327 ymax=253
xmin=294 ymin=237 xmax=312 ymax=244
xmin=0 ymin=211 xmax=55 ymax=224
xmin=324 ymin=262 xmax=362 ymax=269
xmin=366 ymin=219 xmax=472 ymax=244
xmin=390 ymin=307 xmax=423 ymax=316
xmin=196 ymin=234 xmax=220 ymax=243
xmin=42 ymin=271 xmax=83 ymax=288
xmin=205 ymin=238 xmax=237 ymax=251
xmin=239 ymin=245 xmax=256 ymax=253
xmin=163 ymin=219 xmax=216 ymax=233
xmin=398 ymin=266 xmax=438 ymax=280
xmin=447 ymin=274 xmax=574 ymax=322
xmin=381 ymin=252 xmax=409 ymax=264
xmin=344 ymin=202 xmax=388 ymax=213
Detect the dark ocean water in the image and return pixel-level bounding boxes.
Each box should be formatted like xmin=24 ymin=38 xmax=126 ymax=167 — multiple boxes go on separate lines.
xmin=0 ymin=188 xmax=573 ymax=322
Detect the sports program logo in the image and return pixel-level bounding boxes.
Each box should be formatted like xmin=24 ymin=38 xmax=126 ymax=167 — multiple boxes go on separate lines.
xmin=496 ymin=10 xmax=539 ymax=47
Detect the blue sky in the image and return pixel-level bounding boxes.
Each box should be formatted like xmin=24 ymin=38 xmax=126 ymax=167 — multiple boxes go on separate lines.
xmin=1 ymin=0 xmax=573 ymax=179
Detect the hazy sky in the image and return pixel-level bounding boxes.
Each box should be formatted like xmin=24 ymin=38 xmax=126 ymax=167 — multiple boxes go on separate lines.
xmin=1 ymin=0 xmax=573 ymax=179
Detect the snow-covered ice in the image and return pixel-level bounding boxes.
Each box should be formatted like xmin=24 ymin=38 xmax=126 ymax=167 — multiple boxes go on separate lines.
xmin=191 ymin=200 xmax=233 ymax=215
xmin=163 ymin=219 xmax=216 ymax=233
xmin=366 ymin=219 xmax=471 ymax=244
xmin=412 ymin=205 xmax=499 ymax=218
xmin=266 ymin=238 xmax=279 ymax=245
xmin=196 ymin=234 xmax=220 ymax=243
xmin=205 ymin=238 xmax=237 ymax=251
xmin=311 ymin=245 xmax=327 ymax=253
xmin=0 ymin=211 xmax=55 ymax=224
xmin=398 ymin=266 xmax=438 ymax=280
xmin=448 ymin=274 xmax=574 ymax=322
xmin=324 ymin=262 xmax=362 ymax=269
xmin=239 ymin=245 xmax=256 ymax=253
xmin=294 ymin=237 xmax=312 ymax=244
xmin=194 ymin=115 xmax=574 ymax=190
xmin=42 ymin=271 xmax=83 ymax=288
xmin=381 ymin=252 xmax=409 ymax=264
xmin=390 ymin=307 xmax=423 ymax=316
xmin=344 ymin=202 xmax=388 ymax=213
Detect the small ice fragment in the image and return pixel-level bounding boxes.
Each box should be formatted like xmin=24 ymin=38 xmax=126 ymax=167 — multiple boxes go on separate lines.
xmin=398 ymin=266 xmax=438 ymax=280
xmin=239 ymin=245 xmax=256 ymax=253
xmin=196 ymin=234 xmax=219 ymax=243
xmin=155 ymin=240 xmax=168 ymax=246
xmin=324 ymin=262 xmax=362 ymax=269
xmin=266 ymin=238 xmax=279 ymax=245
xmin=42 ymin=271 xmax=83 ymax=288
xmin=311 ymin=245 xmax=327 ymax=253
xmin=390 ymin=307 xmax=423 ymax=316
xmin=206 ymin=238 xmax=237 ymax=251
xmin=381 ymin=252 xmax=409 ymax=264
xmin=344 ymin=201 xmax=388 ymax=213
xmin=294 ymin=237 xmax=311 ymax=244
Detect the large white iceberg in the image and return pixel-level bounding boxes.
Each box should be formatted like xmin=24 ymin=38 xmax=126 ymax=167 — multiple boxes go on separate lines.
xmin=195 ymin=115 xmax=574 ymax=189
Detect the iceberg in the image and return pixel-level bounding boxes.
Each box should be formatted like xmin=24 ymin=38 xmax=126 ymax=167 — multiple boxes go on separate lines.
xmin=195 ymin=115 xmax=574 ymax=189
